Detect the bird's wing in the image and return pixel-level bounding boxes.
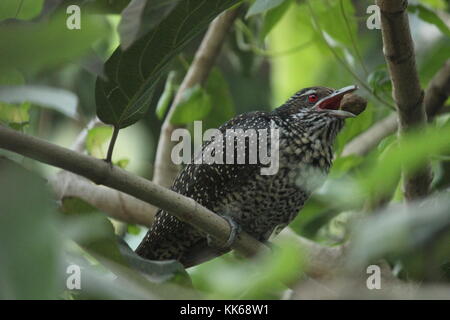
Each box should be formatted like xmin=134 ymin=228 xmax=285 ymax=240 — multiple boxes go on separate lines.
xmin=172 ymin=111 xmax=274 ymax=199
xmin=136 ymin=111 xmax=275 ymax=267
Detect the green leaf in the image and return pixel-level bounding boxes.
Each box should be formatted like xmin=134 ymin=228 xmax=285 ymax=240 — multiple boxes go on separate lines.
xmin=115 ymin=158 xmax=130 ymax=168
xmin=418 ymin=38 xmax=450 ymax=84
xmin=0 ymin=102 xmax=30 ymax=128
xmin=62 ymin=198 xmax=190 ymax=286
xmin=84 ymin=0 xmax=132 ymax=14
xmin=348 ymin=124 xmax=450 ymax=205
xmin=192 ymin=240 xmax=304 ymax=299
xmin=367 ymin=68 xmax=392 ymax=94
xmin=0 ymin=158 xmax=61 ymax=299
xmin=0 ymin=11 xmax=108 ymax=74
xmin=170 ymin=85 xmax=212 ymax=124
xmin=155 ymin=71 xmax=177 ymax=120
xmin=117 ymin=239 xmax=189 ymax=284
xmin=86 ymin=126 xmax=113 ymax=158
xmin=310 ymin=0 xmax=357 ymax=49
xmin=119 ymin=0 xmax=181 ymax=50
xmin=419 ymin=0 xmax=448 ymax=10
xmin=348 ymin=192 xmax=450 ymax=272
xmin=246 ymin=0 xmax=286 ymax=18
xmin=95 ymin=0 xmax=240 ymax=129
xmin=203 ymin=68 xmax=235 ymax=129
xmin=409 ymin=4 xmax=450 ymax=37
xmin=62 ymin=197 xmax=129 ymax=267
xmin=329 ymin=155 xmax=364 ymax=179
xmin=0 ymin=0 xmax=44 ymax=20
xmin=260 ymin=0 xmax=292 ymax=40
xmin=127 ymin=224 xmax=141 ymax=235
xmin=290 ymin=197 xmax=335 ymax=239
xmin=0 ymin=85 xmax=78 ymax=119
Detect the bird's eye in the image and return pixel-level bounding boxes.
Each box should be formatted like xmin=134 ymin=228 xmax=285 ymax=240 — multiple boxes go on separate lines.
xmin=308 ymin=94 xmax=318 ymax=103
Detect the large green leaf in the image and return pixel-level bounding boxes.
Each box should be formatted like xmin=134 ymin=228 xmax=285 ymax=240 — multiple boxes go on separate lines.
xmin=170 ymin=85 xmax=212 ymax=125
xmin=84 ymin=0 xmax=132 ymax=14
xmin=203 ymin=68 xmax=235 ymax=129
xmin=0 ymin=85 xmax=79 ymax=119
xmin=119 ymin=0 xmax=181 ymax=50
xmin=0 ymin=158 xmax=61 ymax=299
xmin=155 ymin=71 xmax=177 ymax=120
xmin=419 ymin=0 xmax=448 ymax=9
xmin=260 ymin=0 xmax=293 ymax=40
xmin=409 ymin=4 xmax=450 ymax=37
xmin=0 ymin=11 xmax=108 ymax=74
xmin=308 ymin=0 xmax=357 ymax=49
xmin=0 ymin=0 xmax=44 ymax=20
xmin=117 ymin=239 xmax=189 ymax=285
xmin=191 ymin=239 xmax=305 ymax=299
xmin=95 ymin=0 xmax=240 ymax=129
xmin=0 ymin=102 xmax=30 ymax=130
xmin=246 ymin=0 xmax=286 ymax=18
xmin=62 ymin=197 xmax=129 ymax=267
xmin=348 ymin=192 xmax=450 ymax=280
xmin=62 ymin=197 xmax=189 ymax=286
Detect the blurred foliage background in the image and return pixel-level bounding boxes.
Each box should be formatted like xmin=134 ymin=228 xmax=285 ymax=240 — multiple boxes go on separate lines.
xmin=0 ymin=0 xmax=449 ymax=299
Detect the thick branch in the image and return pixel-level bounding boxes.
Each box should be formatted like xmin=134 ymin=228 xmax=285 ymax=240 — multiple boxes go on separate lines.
xmin=370 ymin=1 xmax=432 ymax=199
xmin=153 ymin=8 xmax=239 ymax=188
xmin=342 ymin=59 xmax=450 ymax=157
xmin=0 ymin=125 xmax=265 ymax=257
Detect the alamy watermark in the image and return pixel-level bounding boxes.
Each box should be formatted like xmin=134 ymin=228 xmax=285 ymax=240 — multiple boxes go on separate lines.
xmin=66 ymin=264 xmax=81 ymax=290
xmin=366 ymin=264 xmax=381 ymax=290
xmin=366 ymin=5 xmax=381 ymax=30
xmin=66 ymin=5 xmax=81 ymax=30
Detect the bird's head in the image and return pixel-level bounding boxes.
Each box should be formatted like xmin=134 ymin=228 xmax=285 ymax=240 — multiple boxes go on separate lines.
xmin=276 ymin=85 xmax=358 ymax=119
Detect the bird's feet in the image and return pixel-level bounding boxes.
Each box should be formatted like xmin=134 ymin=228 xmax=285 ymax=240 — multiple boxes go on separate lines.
xmin=207 ymin=215 xmax=242 ymax=249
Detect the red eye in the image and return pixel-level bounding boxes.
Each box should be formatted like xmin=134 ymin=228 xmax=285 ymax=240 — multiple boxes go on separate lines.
xmin=308 ymin=94 xmax=318 ymax=103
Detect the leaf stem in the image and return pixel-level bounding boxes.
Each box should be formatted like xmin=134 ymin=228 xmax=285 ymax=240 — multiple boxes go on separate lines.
xmin=106 ymin=126 xmax=120 ymax=163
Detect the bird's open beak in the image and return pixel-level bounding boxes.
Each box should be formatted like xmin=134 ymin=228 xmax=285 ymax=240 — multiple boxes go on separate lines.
xmin=315 ymin=85 xmax=358 ymax=118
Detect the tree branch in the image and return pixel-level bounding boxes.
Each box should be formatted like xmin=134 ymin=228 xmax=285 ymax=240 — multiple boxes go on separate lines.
xmin=51 ymin=171 xmax=157 ymax=227
xmin=0 ymin=125 xmax=265 ymax=257
xmin=49 ymin=117 xmax=158 ymax=226
xmin=378 ymin=0 xmax=433 ymax=200
xmin=153 ymin=8 xmax=240 ymax=188
xmin=0 ymin=125 xmax=349 ymax=277
xmin=342 ymin=59 xmax=450 ymax=157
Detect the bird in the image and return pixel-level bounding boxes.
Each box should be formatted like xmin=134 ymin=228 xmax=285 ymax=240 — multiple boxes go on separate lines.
xmin=136 ymin=85 xmax=358 ymax=268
